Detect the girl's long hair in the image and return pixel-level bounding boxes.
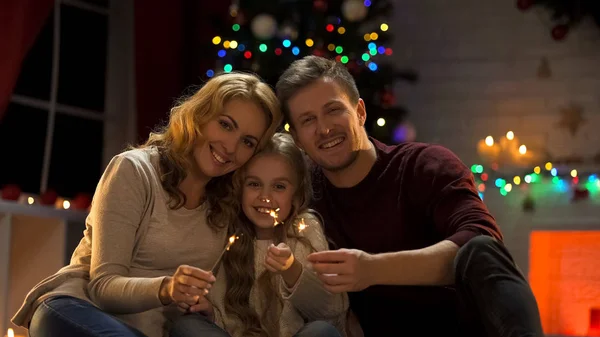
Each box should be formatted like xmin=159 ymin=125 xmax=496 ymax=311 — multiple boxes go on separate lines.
xmin=222 ymin=133 xmax=317 ymax=337
xmin=139 ymin=72 xmax=281 ymax=231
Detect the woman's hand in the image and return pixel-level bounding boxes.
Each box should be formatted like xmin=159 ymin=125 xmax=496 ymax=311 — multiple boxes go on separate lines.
xmin=189 ymin=295 xmax=215 ymax=320
xmin=159 ymin=265 xmax=216 ymax=312
xmin=265 ymin=243 xmax=302 ymax=287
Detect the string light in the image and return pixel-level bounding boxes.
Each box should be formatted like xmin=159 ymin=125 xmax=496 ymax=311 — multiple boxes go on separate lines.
xmin=364 ymin=33 xmax=371 ymax=41
xmin=368 ymin=62 xmax=378 ymax=71
xmin=284 ymin=123 xmax=290 ymax=132
xmin=364 ymin=0 xmax=371 ymax=6
xmin=340 ymin=56 xmax=349 ymax=63
xmin=362 ymin=53 xmax=370 ymax=61
xmin=326 ymin=24 xmax=334 ymax=32
xmin=377 ymin=118 xmax=385 ymax=126
xmin=335 ymin=46 xmax=343 ymax=54
xmin=534 ymin=166 xmax=541 ymax=174
xmin=282 ymin=39 xmax=291 ymax=48
xmin=27 ymin=197 xmax=34 ymax=204
xmin=519 ymin=145 xmax=527 ymax=154
xmin=206 ymin=69 xmax=215 ymax=78
xmin=217 ymin=49 xmax=226 ymax=57
xmin=338 ymin=27 xmax=346 ymax=34
xmin=369 ymin=48 xmax=377 ymax=56
xmin=513 ymin=176 xmax=521 ymax=185
xmin=63 ymin=200 xmax=70 ymax=209
xmin=545 ymin=162 xmax=553 ymax=170
xmin=377 ymin=46 xmax=385 ymax=54
xmin=384 ymin=48 xmax=393 ymax=55
xmin=368 ymin=42 xmax=376 ymax=49
xmin=506 ymin=131 xmax=515 ymax=140
xmin=224 ymin=64 xmax=233 ymax=73
xmin=232 ymin=24 xmax=240 ymax=31
xmin=305 ymin=39 xmax=314 ymax=47
xmin=238 ymin=44 xmax=245 ymax=51
xmin=275 ymin=48 xmax=282 ymax=55
xmin=292 ymin=46 xmax=300 ymax=55
xmin=370 ymin=32 xmax=379 ymax=40
xmin=380 ymin=23 xmax=389 ymax=31
xmin=259 ymin=44 xmax=267 ymax=52
xmin=571 ymin=169 xmax=578 ymax=178
xmin=485 ymin=136 xmax=494 ymax=146
xmin=223 ymin=40 xmax=230 ymax=49
xmin=229 ymin=41 xmax=238 ymax=49
xmin=327 ymin=44 xmax=335 ymax=51
xmin=212 ymin=36 xmax=221 ymax=45
xmin=244 ymin=51 xmax=252 ymax=59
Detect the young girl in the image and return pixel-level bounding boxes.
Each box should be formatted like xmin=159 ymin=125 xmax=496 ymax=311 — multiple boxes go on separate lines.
xmin=206 ymin=133 xmax=348 ymax=337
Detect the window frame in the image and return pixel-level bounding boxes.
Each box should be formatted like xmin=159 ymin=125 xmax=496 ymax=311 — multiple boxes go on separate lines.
xmin=7 ymin=0 xmax=136 ymax=195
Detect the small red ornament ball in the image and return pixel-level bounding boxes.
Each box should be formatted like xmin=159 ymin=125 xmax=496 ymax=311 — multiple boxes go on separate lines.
xmin=313 ymin=49 xmax=324 ymax=57
xmin=40 ymin=189 xmax=58 ymax=205
xmin=314 ymin=0 xmax=327 ymax=11
xmin=72 ymin=193 xmax=92 ymax=210
xmin=1 ymin=184 xmax=21 ymax=201
xmin=516 ymin=0 xmax=534 ymax=11
xmin=551 ymin=24 xmax=568 ymax=41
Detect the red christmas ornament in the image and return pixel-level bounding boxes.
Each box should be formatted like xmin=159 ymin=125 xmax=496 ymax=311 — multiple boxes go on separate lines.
xmin=72 ymin=193 xmax=92 ymax=210
xmin=551 ymin=24 xmax=568 ymax=41
xmin=572 ymin=186 xmax=590 ymax=202
xmin=381 ymin=90 xmax=396 ymax=106
xmin=314 ymin=0 xmax=327 ymax=11
xmin=516 ymin=0 xmax=534 ymax=11
xmin=40 ymin=189 xmax=58 ymax=205
xmin=1 ymin=184 xmax=21 ymax=201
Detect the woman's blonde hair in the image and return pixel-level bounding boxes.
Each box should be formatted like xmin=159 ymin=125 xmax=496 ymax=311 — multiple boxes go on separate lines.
xmin=222 ymin=133 xmax=317 ymax=337
xmin=141 ymin=72 xmax=282 ymax=231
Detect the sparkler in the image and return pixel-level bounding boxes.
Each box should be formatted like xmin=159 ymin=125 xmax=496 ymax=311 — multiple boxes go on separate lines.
xmin=269 ymin=207 xmax=281 ymax=227
xmin=297 ymin=218 xmax=307 ymax=232
xmin=210 ymin=234 xmax=239 ymax=272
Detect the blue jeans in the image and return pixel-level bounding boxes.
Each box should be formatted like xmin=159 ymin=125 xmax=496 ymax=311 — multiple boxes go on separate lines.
xmin=29 ymin=296 xmax=147 ymax=337
xmin=170 ymin=314 xmax=341 ymax=337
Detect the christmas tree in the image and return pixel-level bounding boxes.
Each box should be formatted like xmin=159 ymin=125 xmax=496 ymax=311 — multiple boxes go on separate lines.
xmin=205 ymin=0 xmax=419 ymax=144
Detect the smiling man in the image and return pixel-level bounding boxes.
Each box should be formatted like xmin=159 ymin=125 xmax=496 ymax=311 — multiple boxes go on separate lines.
xmin=275 ymin=56 xmax=543 ymax=337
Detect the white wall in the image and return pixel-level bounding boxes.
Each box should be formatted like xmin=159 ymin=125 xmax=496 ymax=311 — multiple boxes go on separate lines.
xmin=391 ymin=0 xmax=600 ymax=167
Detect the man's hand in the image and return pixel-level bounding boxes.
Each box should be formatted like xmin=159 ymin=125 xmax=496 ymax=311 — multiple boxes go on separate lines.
xmin=307 ymin=248 xmax=374 ymax=293
xmin=264 ymin=243 xmax=294 ymax=273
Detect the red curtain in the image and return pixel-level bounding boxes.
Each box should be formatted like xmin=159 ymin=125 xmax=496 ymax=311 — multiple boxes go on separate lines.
xmin=134 ymin=0 xmax=231 ymax=142
xmin=0 ymin=0 xmax=54 ymax=122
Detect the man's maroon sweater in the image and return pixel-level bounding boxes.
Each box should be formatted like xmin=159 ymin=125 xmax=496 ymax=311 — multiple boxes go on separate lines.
xmin=310 ymin=138 xmax=502 ymax=336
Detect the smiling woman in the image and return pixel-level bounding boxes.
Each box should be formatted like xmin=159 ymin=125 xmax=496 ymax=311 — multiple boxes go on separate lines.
xmin=11 ymin=72 xmax=282 ymax=337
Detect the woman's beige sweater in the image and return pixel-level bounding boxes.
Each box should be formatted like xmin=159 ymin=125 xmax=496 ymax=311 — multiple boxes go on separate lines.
xmin=12 ymin=147 xmax=228 ymax=337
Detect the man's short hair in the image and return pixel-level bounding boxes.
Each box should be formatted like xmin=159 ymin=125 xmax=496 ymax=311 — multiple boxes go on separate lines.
xmin=276 ymin=56 xmax=360 ymax=127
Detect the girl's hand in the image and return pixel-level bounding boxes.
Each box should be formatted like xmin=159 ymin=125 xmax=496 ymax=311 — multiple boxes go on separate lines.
xmin=159 ymin=265 xmax=216 ymax=312
xmin=265 ymin=243 xmax=295 ymax=273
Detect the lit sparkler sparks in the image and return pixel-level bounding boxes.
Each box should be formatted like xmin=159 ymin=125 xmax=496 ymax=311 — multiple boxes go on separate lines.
xmin=210 ymin=234 xmax=240 ymax=272
xmin=297 ymin=218 xmax=307 ymax=232
xmin=270 ymin=208 xmax=281 ymax=227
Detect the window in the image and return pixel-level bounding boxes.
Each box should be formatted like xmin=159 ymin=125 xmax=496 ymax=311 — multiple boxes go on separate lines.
xmin=1 ymin=0 xmax=110 ymax=198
